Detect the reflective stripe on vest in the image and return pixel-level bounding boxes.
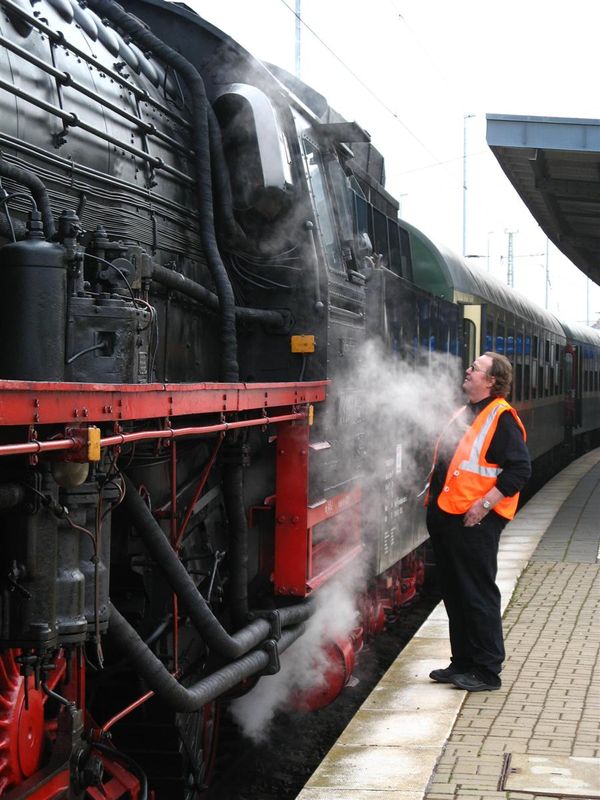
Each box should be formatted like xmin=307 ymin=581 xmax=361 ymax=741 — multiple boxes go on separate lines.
xmin=458 ymin=403 xmax=505 ymax=478
xmin=435 ymin=398 xmax=526 ymax=520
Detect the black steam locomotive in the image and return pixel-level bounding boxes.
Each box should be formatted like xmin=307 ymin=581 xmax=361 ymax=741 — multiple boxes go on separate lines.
xmin=0 ymin=0 xmax=598 ymax=796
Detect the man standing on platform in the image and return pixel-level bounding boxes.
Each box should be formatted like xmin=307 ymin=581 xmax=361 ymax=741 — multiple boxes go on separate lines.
xmin=426 ymin=352 xmax=531 ymax=691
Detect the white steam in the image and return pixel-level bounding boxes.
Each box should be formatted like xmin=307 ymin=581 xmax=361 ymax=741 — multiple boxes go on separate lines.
xmin=349 ymin=340 xmax=464 ymax=490
xmin=230 ymin=565 xmax=363 ymax=742
xmin=232 ymin=341 xmax=464 ymax=741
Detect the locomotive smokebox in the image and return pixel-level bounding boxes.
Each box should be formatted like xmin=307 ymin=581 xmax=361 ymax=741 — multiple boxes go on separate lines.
xmin=0 ymin=217 xmax=66 ymax=381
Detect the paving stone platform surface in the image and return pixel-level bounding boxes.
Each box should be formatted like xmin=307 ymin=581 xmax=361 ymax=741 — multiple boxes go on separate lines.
xmin=296 ymin=449 xmax=600 ymax=800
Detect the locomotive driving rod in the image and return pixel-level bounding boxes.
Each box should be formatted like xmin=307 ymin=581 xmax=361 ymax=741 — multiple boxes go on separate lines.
xmin=121 ymin=473 xmax=314 ymax=660
xmin=109 ymin=604 xmax=305 ymax=712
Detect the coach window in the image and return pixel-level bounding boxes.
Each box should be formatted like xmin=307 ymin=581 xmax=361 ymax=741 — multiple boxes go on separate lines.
xmin=531 ymin=334 xmax=538 ymax=400
xmin=485 ymin=316 xmax=494 ymax=351
xmin=540 ymin=362 xmax=547 ymax=397
xmin=398 ymin=226 xmax=413 ymax=280
xmin=547 ymin=338 xmax=553 ymax=396
xmin=496 ymin=321 xmax=505 ymax=354
xmin=514 ymin=325 xmax=523 ymax=401
xmin=577 ymin=346 xmax=584 ymax=405
xmin=507 ymin=325 xmax=514 ymax=359
xmin=302 ymin=139 xmax=344 ymax=273
xmin=418 ymin=297 xmax=431 ymax=357
xmin=515 ymin=362 xmax=522 ymax=402
xmin=450 ymin=316 xmax=459 ymax=358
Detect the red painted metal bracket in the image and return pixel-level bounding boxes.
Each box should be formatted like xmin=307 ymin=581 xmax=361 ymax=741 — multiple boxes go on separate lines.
xmin=0 ymin=380 xmax=327 ymax=426
xmin=274 ymin=421 xmax=362 ymax=597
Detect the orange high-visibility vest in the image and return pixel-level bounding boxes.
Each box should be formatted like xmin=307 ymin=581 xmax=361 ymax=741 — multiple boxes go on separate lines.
xmin=433 ymin=398 xmax=526 ymax=520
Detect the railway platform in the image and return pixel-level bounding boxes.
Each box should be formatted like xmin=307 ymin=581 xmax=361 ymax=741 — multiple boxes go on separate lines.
xmin=296 ymin=447 xmax=600 ymax=800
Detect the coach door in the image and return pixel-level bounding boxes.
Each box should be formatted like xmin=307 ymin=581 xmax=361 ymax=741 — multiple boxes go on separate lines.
xmin=462 ymin=304 xmax=481 ymax=370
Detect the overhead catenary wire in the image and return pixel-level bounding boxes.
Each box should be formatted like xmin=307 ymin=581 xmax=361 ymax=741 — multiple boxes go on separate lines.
xmin=276 ymin=0 xmax=452 ymax=176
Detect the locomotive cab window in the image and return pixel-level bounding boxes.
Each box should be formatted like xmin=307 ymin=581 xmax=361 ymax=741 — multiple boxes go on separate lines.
xmin=302 ymin=138 xmax=344 ymax=273
xmin=326 ymin=158 xmax=354 ymax=248
xmin=351 ymin=181 xmax=370 ymax=241
xmin=387 ymin=220 xmax=402 ymax=277
xmin=372 ymin=208 xmax=389 ymax=269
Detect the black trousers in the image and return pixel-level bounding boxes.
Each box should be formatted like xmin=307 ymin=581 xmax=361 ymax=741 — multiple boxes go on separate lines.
xmin=426 ymin=503 xmax=507 ymax=680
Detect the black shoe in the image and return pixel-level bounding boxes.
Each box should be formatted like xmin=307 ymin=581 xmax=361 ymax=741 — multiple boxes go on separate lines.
xmin=429 ymin=664 xmax=467 ymax=683
xmin=449 ymin=671 xmax=501 ymax=692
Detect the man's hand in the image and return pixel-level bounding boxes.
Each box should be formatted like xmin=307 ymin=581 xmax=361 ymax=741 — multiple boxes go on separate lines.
xmin=464 ymin=488 xmax=505 ymax=527
xmin=463 ymin=498 xmax=489 ymax=527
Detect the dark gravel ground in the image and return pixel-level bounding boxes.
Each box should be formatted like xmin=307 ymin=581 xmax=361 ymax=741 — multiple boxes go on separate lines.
xmin=207 ymin=581 xmax=441 ymax=800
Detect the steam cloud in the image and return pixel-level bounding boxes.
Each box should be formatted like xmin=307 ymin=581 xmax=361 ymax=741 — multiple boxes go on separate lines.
xmin=230 ymin=567 xmax=362 ymax=742
xmin=231 ymin=340 xmax=464 ymax=741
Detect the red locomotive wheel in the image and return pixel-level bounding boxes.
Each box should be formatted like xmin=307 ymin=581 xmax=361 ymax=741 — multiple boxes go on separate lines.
xmin=16 ymin=682 xmax=44 ymax=778
xmin=0 ymin=652 xmax=45 ymax=792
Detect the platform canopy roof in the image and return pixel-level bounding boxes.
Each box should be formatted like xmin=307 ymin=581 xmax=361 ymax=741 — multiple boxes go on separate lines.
xmin=486 ymin=113 xmax=600 ymax=287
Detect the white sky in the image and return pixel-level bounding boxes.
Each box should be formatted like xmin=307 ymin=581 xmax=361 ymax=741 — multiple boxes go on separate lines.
xmin=189 ymin=0 xmax=600 ymax=326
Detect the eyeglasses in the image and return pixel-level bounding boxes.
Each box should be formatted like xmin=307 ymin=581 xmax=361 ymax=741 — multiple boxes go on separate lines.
xmin=469 ymin=362 xmax=489 ymax=374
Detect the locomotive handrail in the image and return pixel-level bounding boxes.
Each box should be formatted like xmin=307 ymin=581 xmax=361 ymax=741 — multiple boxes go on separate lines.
xmin=0 ymin=77 xmax=195 ymax=186
xmin=0 ymin=33 xmax=194 ymax=159
xmin=0 ymin=411 xmax=309 ymax=458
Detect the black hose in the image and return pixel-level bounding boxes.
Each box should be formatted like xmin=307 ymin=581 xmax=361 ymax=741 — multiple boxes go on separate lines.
xmin=0 ymin=158 xmax=55 ymax=238
xmin=150 ymin=263 xmax=286 ymax=327
xmin=108 ymin=603 xmax=305 ymax=712
xmin=207 ymin=105 xmax=246 ymax=247
xmin=121 ymin=475 xmax=314 ymax=655
xmin=122 ymin=474 xmax=270 ymax=658
xmin=86 ymin=0 xmax=238 ymax=381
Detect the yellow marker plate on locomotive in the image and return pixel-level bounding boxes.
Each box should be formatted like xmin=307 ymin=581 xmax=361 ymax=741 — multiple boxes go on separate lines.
xmin=291 ymin=335 xmax=316 ymax=353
